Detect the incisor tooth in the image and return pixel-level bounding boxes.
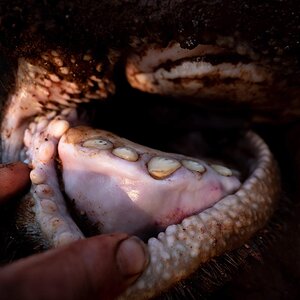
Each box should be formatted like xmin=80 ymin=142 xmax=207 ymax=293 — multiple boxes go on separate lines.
xmin=41 ymin=199 xmax=58 ymax=213
xmin=211 ymin=164 xmax=233 ymax=176
xmin=112 ymin=147 xmax=139 ymax=162
xmin=82 ymin=138 xmax=113 ymax=150
xmin=37 ymin=141 xmax=55 ymax=163
xmin=30 ymin=168 xmax=46 ymax=184
xmin=148 ymin=157 xmax=181 ymax=179
xmin=48 ymin=120 xmax=70 ymax=138
xmin=35 ymin=184 xmax=54 ymax=198
xmin=182 ymin=160 xmax=206 ymax=173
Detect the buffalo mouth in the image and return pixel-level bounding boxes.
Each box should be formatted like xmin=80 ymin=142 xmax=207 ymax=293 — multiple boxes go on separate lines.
xmin=0 ymin=42 xmax=280 ymax=299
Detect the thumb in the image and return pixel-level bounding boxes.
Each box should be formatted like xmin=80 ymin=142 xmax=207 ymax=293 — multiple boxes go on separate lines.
xmin=0 ymin=162 xmax=31 ymax=204
xmin=0 ymin=233 xmax=149 ymax=300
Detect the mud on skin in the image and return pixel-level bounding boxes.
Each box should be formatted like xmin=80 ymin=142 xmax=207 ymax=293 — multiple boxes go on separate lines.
xmin=0 ymin=1 xmax=299 ymax=299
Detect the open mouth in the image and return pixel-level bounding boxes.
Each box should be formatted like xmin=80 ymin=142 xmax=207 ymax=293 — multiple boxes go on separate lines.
xmin=1 ymin=40 xmax=280 ymax=299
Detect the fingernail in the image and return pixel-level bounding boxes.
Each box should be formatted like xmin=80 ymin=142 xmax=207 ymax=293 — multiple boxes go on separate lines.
xmin=117 ymin=236 xmax=149 ymax=277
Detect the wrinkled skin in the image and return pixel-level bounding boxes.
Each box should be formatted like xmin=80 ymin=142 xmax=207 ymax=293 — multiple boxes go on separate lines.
xmin=0 ymin=1 xmax=300 ymax=299
xmin=1 ymin=1 xmax=299 ymax=120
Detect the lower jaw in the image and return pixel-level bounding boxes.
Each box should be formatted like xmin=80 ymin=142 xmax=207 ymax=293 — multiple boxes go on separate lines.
xmin=13 ymin=106 xmax=280 ymax=299
xmin=1 ymin=58 xmax=281 ymax=299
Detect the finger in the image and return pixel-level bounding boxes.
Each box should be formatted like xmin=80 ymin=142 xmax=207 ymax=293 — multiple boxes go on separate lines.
xmin=0 ymin=233 xmax=149 ymax=300
xmin=0 ymin=162 xmax=31 ymax=204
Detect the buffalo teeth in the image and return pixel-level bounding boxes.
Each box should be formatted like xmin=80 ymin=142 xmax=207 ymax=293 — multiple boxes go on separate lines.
xmin=148 ymin=157 xmax=181 ymax=179
xmin=41 ymin=199 xmax=58 ymax=213
xmin=82 ymin=138 xmax=113 ymax=150
xmin=37 ymin=141 xmax=55 ymax=163
xmin=112 ymin=146 xmax=139 ymax=162
xmin=182 ymin=159 xmax=206 ymax=174
xmin=48 ymin=120 xmax=70 ymax=139
xmin=211 ymin=164 xmax=233 ymax=176
xmin=30 ymin=168 xmax=47 ymax=184
xmin=35 ymin=184 xmax=54 ymax=198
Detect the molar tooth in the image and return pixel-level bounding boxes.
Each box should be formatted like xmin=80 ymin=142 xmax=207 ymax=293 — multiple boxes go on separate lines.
xmin=211 ymin=164 xmax=233 ymax=177
xmin=182 ymin=159 xmax=206 ymax=173
xmin=41 ymin=199 xmax=58 ymax=213
xmin=48 ymin=120 xmax=70 ymax=138
xmin=37 ymin=141 xmax=55 ymax=163
xmin=30 ymin=168 xmax=47 ymax=184
xmin=147 ymin=157 xmax=181 ymax=179
xmin=82 ymin=138 xmax=113 ymax=150
xmin=112 ymin=147 xmax=139 ymax=162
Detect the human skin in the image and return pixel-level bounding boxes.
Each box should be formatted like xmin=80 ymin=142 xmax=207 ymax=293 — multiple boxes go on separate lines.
xmin=0 ymin=163 xmax=149 ymax=300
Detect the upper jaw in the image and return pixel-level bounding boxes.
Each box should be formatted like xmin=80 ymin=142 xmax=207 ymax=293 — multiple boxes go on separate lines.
xmin=58 ymin=126 xmax=241 ymax=239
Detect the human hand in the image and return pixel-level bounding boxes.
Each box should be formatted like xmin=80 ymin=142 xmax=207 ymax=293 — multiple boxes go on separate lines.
xmin=0 ymin=162 xmax=149 ymax=300
xmin=0 ymin=162 xmax=31 ymax=204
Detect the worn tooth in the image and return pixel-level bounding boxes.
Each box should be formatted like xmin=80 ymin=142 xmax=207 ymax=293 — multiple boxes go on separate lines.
xmin=82 ymin=138 xmax=113 ymax=150
xmin=30 ymin=168 xmax=47 ymax=184
xmin=37 ymin=141 xmax=55 ymax=163
xmin=148 ymin=157 xmax=181 ymax=179
xmin=112 ymin=147 xmax=139 ymax=162
xmin=48 ymin=120 xmax=70 ymax=138
xmin=50 ymin=217 xmax=65 ymax=231
xmin=182 ymin=159 xmax=206 ymax=173
xmin=211 ymin=164 xmax=233 ymax=176
xmin=41 ymin=199 xmax=58 ymax=213
xmin=35 ymin=184 xmax=54 ymax=198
